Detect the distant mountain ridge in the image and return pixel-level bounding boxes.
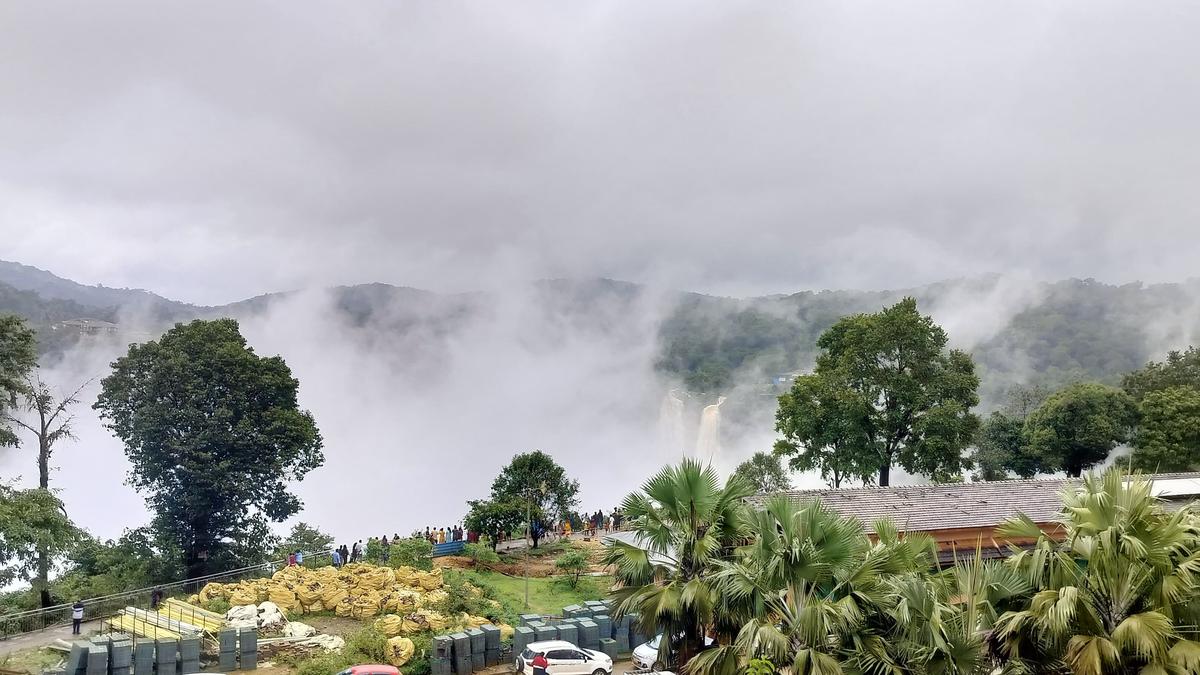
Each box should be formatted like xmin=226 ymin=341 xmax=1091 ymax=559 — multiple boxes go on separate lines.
xmin=3 ymin=259 xmax=1199 ymax=407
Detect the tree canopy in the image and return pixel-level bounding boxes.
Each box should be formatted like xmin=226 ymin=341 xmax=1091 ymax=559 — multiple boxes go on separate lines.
xmin=1023 ymin=382 xmax=1137 ymax=477
xmin=774 ymin=298 xmax=980 ymax=486
xmin=732 ymin=451 xmax=792 ymax=493
xmin=1130 ymin=385 xmax=1200 ymax=473
xmin=463 ymin=498 xmax=524 ymax=551
xmin=0 ymin=315 xmax=37 ymax=448
xmin=94 ymin=318 xmax=324 ymax=577
xmin=0 ymin=485 xmax=80 ymax=588
xmin=1122 ymin=345 xmax=1200 ymax=401
xmin=485 ymin=450 xmax=579 ymax=548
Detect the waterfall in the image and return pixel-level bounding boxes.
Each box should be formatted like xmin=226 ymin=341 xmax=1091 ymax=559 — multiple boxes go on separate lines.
xmin=695 ymin=395 xmax=726 ymax=464
xmin=656 ymin=389 xmax=686 ymax=458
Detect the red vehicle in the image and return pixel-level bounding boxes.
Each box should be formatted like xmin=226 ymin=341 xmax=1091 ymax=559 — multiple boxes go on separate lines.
xmin=337 ymin=666 xmax=400 ymax=675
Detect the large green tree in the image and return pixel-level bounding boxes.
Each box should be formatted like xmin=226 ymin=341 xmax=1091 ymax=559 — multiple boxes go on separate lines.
xmin=1122 ymin=345 xmax=1200 ymax=401
xmin=463 ymin=498 xmax=525 ymax=551
xmin=486 ymin=450 xmax=579 ymax=548
xmin=1130 ymin=385 xmax=1200 ymax=473
xmin=0 ymin=315 xmax=37 ymax=449
xmin=775 ymin=298 xmax=980 ymax=487
xmin=971 ymin=384 xmax=1049 ymax=481
xmin=604 ymin=460 xmax=751 ymax=670
xmin=732 ymin=451 xmax=792 ymax=493
xmin=1023 ymin=382 xmax=1137 ymax=477
xmin=94 ymin=319 xmax=324 ymax=577
xmin=0 ymin=485 xmax=80 ymax=588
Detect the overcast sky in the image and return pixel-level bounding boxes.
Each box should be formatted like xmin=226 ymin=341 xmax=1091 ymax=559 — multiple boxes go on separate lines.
xmin=2 ymin=1 xmax=1199 ymax=305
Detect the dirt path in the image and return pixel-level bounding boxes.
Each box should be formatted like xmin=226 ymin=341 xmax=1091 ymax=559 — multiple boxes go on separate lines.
xmin=0 ymin=620 xmax=101 ymax=656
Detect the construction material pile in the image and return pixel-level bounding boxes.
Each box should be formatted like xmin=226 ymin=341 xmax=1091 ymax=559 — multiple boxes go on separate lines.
xmin=194 ymin=563 xmax=504 ymax=636
xmin=102 ymin=598 xmax=227 ymax=640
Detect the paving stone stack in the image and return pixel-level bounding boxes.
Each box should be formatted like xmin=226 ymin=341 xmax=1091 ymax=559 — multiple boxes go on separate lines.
xmin=520 ymin=614 xmax=541 ymax=626
xmin=238 ymin=628 xmax=258 ymax=670
xmin=555 ymin=622 xmax=578 ymax=646
xmin=178 ymin=637 xmax=200 ymax=675
xmin=561 ymin=605 xmax=582 ymax=619
xmin=577 ymin=619 xmax=599 ymax=650
xmin=584 ymin=601 xmax=608 ymax=616
xmin=67 ymin=642 xmax=88 ymax=675
xmin=432 ymin=635 xmax=453 ymax=675
xmin=218 ymin=629 xmax=238 ymax=673
xmin=153 ymin=639 xmax=176 ymax=675
xmin=108 ymin=638 xmax=133 ymax=675
xmin=450 ymin=632 xmax=471 ymax=675
xmin=514 ymin=626 xmax=535 ymax=656
xmin=481 ymin=625 xmax=501 ymax=667
xmin=599 ymin=638 xmax=619 ymax=661
xmin=592 ymin=615 xmax=612 ymax=644
xmin=613 ymin=616 xmax=632 ymax=654
xmin=533 ymin=624 xmax=555 ymax=643
xmin=86 ymin=643 xmax=109 ymax=675
xmin=133 ymin=641 xmax=154 ymax=675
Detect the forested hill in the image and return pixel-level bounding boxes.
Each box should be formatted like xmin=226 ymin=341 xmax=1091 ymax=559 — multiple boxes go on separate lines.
xmin=1 ymin=259 xmax=1197 ymax=407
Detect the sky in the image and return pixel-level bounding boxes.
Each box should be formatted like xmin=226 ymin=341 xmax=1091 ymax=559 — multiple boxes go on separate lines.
xmin=2 ymin=0 xmax=1199 ymax=305
xmin=2 ymin=1 xmax=1200 ymax=547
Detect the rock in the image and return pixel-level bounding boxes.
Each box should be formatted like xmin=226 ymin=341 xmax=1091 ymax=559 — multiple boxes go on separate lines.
xmin=283 ymin=622 xmax=318 ymax=638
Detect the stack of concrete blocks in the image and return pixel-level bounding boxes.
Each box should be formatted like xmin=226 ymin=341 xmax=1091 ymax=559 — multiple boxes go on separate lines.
xmin=629 ymin=620 xmax=649 ymax=656
xmin=561 ymin=604 xmax=584 ymax=619
xmin=238 ymin=627 xmax=258 ymax=670
xmin=514 ymin=626 xmax=535 ymax=656
xmin=555 ymin=621 xmax=578 ymax=646
xmin=450 ymin=631 xmax=472 ymax=675
xmin=592 ymin=615 xmax=612 ymax=644
xmin=533 ymin=622 xmax=556 ymax=644
xmin=613 ymin=615 xmax=632 ymax=654
xmin=178 ymin=636 xmax=200 ymax=675
xmin=598 ymin=638 xmax=619 ymax=661
xmin=86 ymin=642 xmax=109 ymax=675
xmin=584 ymin=601 xmax=609 ymax=617
xmin=133 ymin=641 xmax=155 ymax=675
xmin=66 ymin=642 xmax=89 ymax=675
xmin=466 ymin=628 xmax=486 ymax=672
xmin=577 ymin=619 xmax=600 ymax=650
xmin=481 ymin=624 xmax=501 ymax=667
xmin=153 ymin=639 xmax=176 ymax=675
xmin=108 ymin=637 xmax=133 ymax=675
xmin=431 ymin=635 xmax=453 ymax=675
xmin=218 ymin=629 xmax=238 ymax=673
xmin=519 ymin=614 xmax=542 ymax=626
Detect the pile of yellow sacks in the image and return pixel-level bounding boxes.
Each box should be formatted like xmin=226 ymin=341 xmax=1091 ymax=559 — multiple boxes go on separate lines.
xmin=194 ymin=563 xmax=455 ymax=621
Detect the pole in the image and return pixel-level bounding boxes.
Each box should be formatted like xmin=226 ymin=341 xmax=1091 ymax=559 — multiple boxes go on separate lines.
xmin=524 ymin=495 xmax=531 ymax=609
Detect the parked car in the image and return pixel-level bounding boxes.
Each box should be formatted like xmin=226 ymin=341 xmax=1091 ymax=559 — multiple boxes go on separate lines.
xmin=515 ymin=640 xmax=614 ymax=675
xmin=336 ymin=666 xmax=401 ymax=675
xmin=631 ymin=635 xmax=715 ymax=671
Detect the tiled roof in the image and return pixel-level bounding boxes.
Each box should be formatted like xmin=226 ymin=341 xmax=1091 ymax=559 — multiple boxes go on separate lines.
xmin=747 ymin=473 xmax=1200 ymax=535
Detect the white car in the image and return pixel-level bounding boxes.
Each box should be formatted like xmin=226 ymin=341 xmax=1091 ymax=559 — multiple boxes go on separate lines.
xmin=515 ymin=640 xmax=614 ymax=675
xmin=632 ymin=635 xmax=715 ymax=672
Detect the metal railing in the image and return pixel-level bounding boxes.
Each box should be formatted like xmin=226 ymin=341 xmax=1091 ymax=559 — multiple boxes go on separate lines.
xmin=0 ymin=550 xmax=332 ymax=641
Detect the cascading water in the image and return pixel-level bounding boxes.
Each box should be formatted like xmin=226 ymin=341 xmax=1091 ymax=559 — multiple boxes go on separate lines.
xmin=656 ymin=388 xmax=686 ymax=458
xmin=695 ymin=395 xmax=726 ymax=463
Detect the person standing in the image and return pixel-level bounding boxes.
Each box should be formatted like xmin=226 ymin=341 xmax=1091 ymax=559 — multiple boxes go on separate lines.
xmin=437 ymin=528 xmax=446 ymax=544
xmin=150 ymin=587 xmax=164 ymax=610
xmin=531 ymin=651 xmax=549 ymax=675
xmin=295 ymin=549 xmax=304 ymax=565
xmin=331 ymin=547 xmax=342 ymax=568
xmin=71 ymin=600 xmax=84 ymax=635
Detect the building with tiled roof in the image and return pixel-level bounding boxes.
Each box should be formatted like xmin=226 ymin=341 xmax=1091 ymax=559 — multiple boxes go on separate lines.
xmin=749 ymin=472 xmax=1200 ymax=562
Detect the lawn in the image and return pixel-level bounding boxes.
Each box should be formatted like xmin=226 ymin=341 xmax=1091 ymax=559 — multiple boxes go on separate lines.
xmin=448 ymin=569 xmax=613 ymax=617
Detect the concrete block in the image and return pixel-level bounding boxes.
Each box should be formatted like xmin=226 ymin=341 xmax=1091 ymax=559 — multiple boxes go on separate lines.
xmin=561 ymin=604 xmax=582 ymax=617
xmin=218 ymin=651 xmax=238 ymax=672
xmin=555 ymin=623 xmax=577 ymax=645
xmin=110 ymin=641 xmax=133 ymax=669
xmin=450 ymin=632 xmax=470 ymax=658
xmin=614 ymin=634 xmax=630 ymax=655
xmin=178 ymin=637 xmax=200 ymax=662
xmin=434 ymin=635 xmax=454 ymax=659
xmin=519 ymin=614 xmax=542 ymax=626
xmin=218 ymin=629 xmax=238 ymax=653
xmin=466 ymin=628 xmax=485 ymax=653
xmin=471 ymin=652 xmax=485 ymax=671
xmin=485 ymin=648 xmax=500 ymax=667
xmin=534 ymin=625 xmax=555 ymax=642
xmin=431 ymin=657 xmax=452 ymax=675
xmin=593 ymin=615 xmax=612 ymax=640
xmin=481 ymin=624 xmax=501 ymax=650
xmin=239 ymin=629 xmax=258 ymax=656
xmin=67 ymin=642 xmax=89 ymax=673
xmin=599 ymin=638 xmax=618 ymax=660
xmin=578 ymin=619 xmax=599 ymax=650
xmin=86 ymin=644 xmax=108 ymax=675
xmin=453 ymin=655 xmax=472 ymax=674
xmin=514 ymin=626 xmax=535 ymax=654
xmin=179 ymin=659 xmax=200 ymax=675
xmin=240 ymin=649 xmax=257 ymax=670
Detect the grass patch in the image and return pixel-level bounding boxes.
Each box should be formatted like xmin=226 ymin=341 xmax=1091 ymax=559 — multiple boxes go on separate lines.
xmin=447 ymin=569 xmax=612 ymax=617
xmin=1 ymin=647 xmax=66 ymax=675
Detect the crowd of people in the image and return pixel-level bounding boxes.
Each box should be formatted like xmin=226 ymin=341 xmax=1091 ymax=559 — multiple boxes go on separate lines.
xmin=423 ymin=525 xmax=479 ymax=544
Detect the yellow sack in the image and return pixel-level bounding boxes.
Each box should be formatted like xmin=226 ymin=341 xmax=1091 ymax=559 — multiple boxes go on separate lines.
xmin=387 ymin=637 xmax=415 ymax=668
xmin=350 ymin=595 xmax=382 ymax=619
xmin=304 ymin=600 xmax=325 ymax=614
xmin=417 ymin=610 xmax=448 ymax=631
xmin=498 ymin=623 xmax=514 ymax=641
xmin=229 ymin=587 xmax=258 ymax=606
xmin=417 ymin=590 xmax=448 ymax=609
xmin=296 ymin=583 xmax=323 ymax=606
xmin=187 ymin=594 xmax=201 ymax=605
xmin=322 ymin=588 xmax=349 ymax=608
xmin=393 ymin=566 xmax=420 ymax=588
xmin=416 ymin=569 xmax=443 ymax=591
xmin=269 ymin=587 xmax=299 ymax=614
xmin=375 ymin=614 xmax=404 ymax=637
xmin=384 ymin=590 xmax=420 ymax=614
xmin=335 ymin=598 xmax=354 ymax=617
xmin=199 ymin=583 xmax=227 ymax=603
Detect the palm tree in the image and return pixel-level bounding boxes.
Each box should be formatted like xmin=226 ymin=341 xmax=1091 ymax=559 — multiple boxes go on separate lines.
xmin=992 ymin=470 xmax=1200 ymax=675
xmin=603 ymin=460 xmax=753 ymax=670
xmin=690 ymin=497 xmax=974 ymax=675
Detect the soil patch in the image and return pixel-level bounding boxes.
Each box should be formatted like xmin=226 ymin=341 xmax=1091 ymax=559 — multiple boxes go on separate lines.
xmin=301 ymin=615 xmax=367 ymax=637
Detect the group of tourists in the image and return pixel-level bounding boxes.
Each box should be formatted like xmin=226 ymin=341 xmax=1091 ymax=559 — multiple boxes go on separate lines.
xmin=562 ymin=508 xmax=623 ymax=536
xmin=423 ymin=525 xmax=479 ymax=544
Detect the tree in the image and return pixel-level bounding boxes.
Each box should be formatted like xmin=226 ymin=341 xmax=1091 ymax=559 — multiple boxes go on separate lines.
xmin=0 ymin=485 xmax=80 ymax=588
xmin=1023 ymin=382 xmax=1137 ymax=477
xmin=275 ymin=522 xmax=334 ymax=560
xmin=971 ymin=384 xmax=1050 ymax=481
xmin=1122 ymin=345 xmax=1200 ymax=401
xmin=388 ymin=537 xmax=433 ymax=571
xmin=463 ymin=498 xmax=524 ymax=551
xmin=462 ymin=542 xmax=500 ymax=568
xmin=555 ymin=549 xmax=589 ymax=588
xmin=993 ymin=471 xmax=1200 ymax=674
xmin=1130 ymin=385 xmax=1200 ymax=473
xmin=55 ymin=527 xmax=183 ymax=601
xmin=0 ymin=315 xmax=37 ymax=449
xmin=775 ymin=298 xmax=980 ymax=486
xmin=486 ymin=451 xmax=579 ymax=548
xmin=94 ymin=319 xmax=324 ymax=578
xmin=603 ymin=460 xmax=751 ymax=670
xmin=731 ymin=451 xmax=792 ymax=493
xmin=1 ymin=373 xmax=92 ymax=606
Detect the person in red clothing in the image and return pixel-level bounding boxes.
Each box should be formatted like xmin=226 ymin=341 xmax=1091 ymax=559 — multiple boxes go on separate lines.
xmin=287 ymin=552 xmax=297 ymax=567
xmin=531 ymin=652 xmax=548 ymax=675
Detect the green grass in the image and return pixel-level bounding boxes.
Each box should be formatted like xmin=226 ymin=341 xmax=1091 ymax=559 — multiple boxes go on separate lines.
xmin=1 ymin=647 xmax=66 ymax=675
xmin=447 ymin=569 xmax=613 ymax=617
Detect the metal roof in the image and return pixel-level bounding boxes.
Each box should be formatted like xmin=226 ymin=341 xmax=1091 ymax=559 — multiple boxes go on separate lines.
xmin=747 ymin=472 xmax=1200 ymax=535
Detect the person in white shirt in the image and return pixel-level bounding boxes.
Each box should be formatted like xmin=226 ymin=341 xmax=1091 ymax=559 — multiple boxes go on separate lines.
xmin=71 ymin=600 xmax=84 ymax=635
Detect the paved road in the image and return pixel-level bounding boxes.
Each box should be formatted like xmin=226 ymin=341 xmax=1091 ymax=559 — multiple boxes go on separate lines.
xmin=0 ymin=620 xmax=101 ymax=655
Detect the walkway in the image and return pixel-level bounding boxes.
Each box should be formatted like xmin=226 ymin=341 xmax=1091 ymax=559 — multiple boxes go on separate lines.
xmin=0 ymin=620 xmax=100 ymax=656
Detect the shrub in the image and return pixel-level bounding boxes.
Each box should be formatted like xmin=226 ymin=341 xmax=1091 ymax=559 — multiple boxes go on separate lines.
xmin=389 ymin=537 xmax=433 ymax=571
xmin=463 ymin=543 xmax=500 ymax=567
xmin=292 ymin=627 xmax=390 ymax=675
xmin=555 ymin=550 xmax=589 ymax=588
xmin=365 ymin=539 xmax=384 ymax=564
xmin=203 ymin=598 xmax=230 ymax=615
